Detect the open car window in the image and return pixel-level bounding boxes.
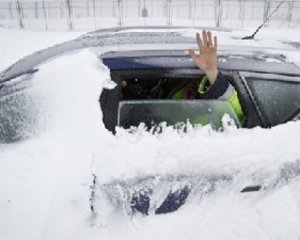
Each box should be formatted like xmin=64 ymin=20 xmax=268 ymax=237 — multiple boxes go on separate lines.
xmin=120 ymin=77 xmax=202 ymax=100
xmin=118 ymin=100 xmax=241 ymax=130
xmin=101 ymin=70 xmax=244 ymax=132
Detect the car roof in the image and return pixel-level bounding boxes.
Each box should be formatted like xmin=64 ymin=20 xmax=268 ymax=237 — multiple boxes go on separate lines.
xmin=84 ymin=26 xmax=232 ymax=36
xmin=1 ymin=26 xmax=300 ymax=84
xmin=101 ymin=49 xmax=300 ymax=77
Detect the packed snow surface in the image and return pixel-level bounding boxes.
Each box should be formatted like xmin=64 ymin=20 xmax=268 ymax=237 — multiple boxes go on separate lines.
xmin=1 ymin=27 xmax=300 ymax=240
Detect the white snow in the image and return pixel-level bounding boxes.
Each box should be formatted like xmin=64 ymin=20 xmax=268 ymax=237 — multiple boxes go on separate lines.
xmin=0 ymin=28 xmax=83 ymax=72
xmin=1 ymin=27 xmax=300 ymax=240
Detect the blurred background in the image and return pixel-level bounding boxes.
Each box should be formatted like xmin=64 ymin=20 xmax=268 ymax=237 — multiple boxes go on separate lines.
xmin=0 ymin=0 xmax=299 ymax=31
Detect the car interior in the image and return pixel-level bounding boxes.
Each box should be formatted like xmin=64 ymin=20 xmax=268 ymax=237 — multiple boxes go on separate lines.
xmin=100 ymin=70 xmax=242 ymax=132
xmin=120 ymin=77 xmax=201 ymax=100
xmin=99 ymin=49 xmax=300 ymax=132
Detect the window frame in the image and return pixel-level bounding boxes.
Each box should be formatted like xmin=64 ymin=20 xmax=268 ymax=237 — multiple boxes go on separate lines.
xmin=100 ymin=69 xmax=250 ymax=132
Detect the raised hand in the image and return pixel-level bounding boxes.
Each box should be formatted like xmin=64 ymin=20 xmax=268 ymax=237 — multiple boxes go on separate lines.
xmin=189 ymin=30 xmax=218 ymax=84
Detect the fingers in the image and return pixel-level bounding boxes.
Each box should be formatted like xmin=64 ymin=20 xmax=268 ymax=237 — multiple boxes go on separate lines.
xmin=189 ymin=30 xmax=217 ymax=58
xmin=188 ymin=49 xmax=197 ymax=60
xmin=213 ymin=36 xmax=218 ymax=51
xmin=196 ymin=32 xmax=203 ymax=50
xmin=188 ymin=49 xmax=199 ymax=64
xmin=207 ymin=31 xmax=213 ymax=47
xmin=200 ymin=30 xmax=216 ymax=49
xmin=202 ymin=30 xmax=208 ymax=47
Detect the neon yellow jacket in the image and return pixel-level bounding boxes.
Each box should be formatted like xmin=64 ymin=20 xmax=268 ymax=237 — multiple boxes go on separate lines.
xmin=172 ymin=73 xmax=246 ymax=124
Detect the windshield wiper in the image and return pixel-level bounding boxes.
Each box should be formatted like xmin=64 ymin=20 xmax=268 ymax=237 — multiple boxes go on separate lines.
xmin=242 ymin=0 xmax=288 ymax=40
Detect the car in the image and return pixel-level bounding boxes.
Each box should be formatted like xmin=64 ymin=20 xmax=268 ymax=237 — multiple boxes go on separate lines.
xmin=1 ymin=27 xmax=300 ymax=142
xmin=1 ymin=26 xmax=300 ymax=215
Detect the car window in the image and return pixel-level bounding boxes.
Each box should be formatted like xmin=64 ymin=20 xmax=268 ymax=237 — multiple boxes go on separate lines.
xmin=118 ymin=100 xmax=241 ymax=130
xmin=246 ymin=78 xmax=300 ymax=126
xmin=0 ymin=74 xmax=38 ymax=143
xmin=120 ymin=77 xmax=200 ymax=100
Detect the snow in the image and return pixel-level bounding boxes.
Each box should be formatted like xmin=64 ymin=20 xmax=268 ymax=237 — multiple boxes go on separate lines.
xmin=1 ymin=27 xmax=300 ymax=240
xmin=0 ymin=28 xmax=83 ymax=72
xmin=181 ymin=28 xmax=300 ymax=67
xmin=1 ymin=0 xmax=299 ymax=31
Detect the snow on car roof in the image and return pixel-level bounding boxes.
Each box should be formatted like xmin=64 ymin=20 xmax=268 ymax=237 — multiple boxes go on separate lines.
xmin=101 ymin=49 xmax=300 ymax=77
xmin=1 ymin=26 xmax=300 ymax=83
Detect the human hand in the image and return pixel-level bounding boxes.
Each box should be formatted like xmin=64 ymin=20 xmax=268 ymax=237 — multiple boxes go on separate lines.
xmin=189 ymin=30 xmax=218 ymax=84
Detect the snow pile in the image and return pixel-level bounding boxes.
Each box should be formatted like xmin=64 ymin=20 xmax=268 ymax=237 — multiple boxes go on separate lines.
xmin=0 ymin=29 xmax=300 ymax=240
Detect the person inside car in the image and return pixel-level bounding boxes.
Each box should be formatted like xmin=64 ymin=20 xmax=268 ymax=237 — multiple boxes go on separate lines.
xmin=171 ymin=30 xmax=246 ymax=124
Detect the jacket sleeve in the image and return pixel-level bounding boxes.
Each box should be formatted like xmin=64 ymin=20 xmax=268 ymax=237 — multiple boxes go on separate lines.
xmin=198 ymin=72 xmax=246 ymax=124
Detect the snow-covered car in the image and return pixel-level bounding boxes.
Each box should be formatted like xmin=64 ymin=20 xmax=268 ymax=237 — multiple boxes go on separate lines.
xmin=1 ymin=26 xmax=300 ymax=142
xmin=1 ymin=27 xmax=300 ymax=216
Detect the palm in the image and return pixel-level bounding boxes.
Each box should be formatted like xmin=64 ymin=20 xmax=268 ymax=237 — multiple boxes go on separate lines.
xmin=194 ymin=47 xmax=217 ymax=73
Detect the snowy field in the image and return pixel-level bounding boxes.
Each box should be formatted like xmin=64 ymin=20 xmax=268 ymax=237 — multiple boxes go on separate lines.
xmin=1 ymin=26 xmax=300 ymax=240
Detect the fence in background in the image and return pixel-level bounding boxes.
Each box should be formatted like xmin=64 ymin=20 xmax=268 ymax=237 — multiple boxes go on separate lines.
xmin=0 ymin=0 xmax=299 ymax=31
